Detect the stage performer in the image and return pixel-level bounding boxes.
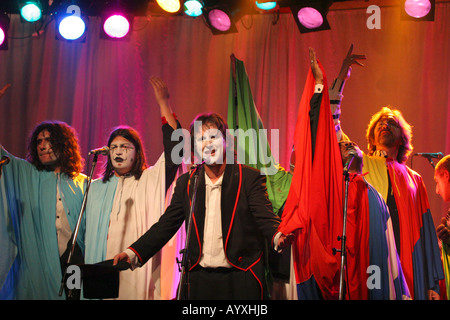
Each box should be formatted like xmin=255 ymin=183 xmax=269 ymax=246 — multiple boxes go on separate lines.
xmin=0 ymin=120 xmax=87 ymax=300
xmin=278 ymin=47 xmax=410 ymax=299
xmin=326 ymin=48 xmax=444 ymax=299
xmin=356 ymin=107 xmax=443 ymax=299
xmin=434 ymin=155 xmax=450 ymax=299
xmin=113 ymin=112 xmax=293 ymax=300
xmin=84 ymin=77 xmax=182 ymax=300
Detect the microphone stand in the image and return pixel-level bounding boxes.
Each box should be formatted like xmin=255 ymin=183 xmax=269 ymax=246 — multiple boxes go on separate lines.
xmin=334 ymin=155 xmax=354 ymax=300
xmin=59 ymin=153 xmax=99 ymax=297
xmin=176 ymin=163 xmax=203 ymax=300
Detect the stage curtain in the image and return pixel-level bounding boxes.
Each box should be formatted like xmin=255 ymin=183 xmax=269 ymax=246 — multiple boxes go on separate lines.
xmin=0 ymin=3 xmax=448 ymax=259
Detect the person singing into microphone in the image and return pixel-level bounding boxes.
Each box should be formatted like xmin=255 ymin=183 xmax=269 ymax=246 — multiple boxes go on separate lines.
xmin=83 ymin=77 xmax=182 ymax=300
xmin=313 ymin=45 xmax=444 ymax=299
xmin=0 ymin=120 xmax=87 ymax=300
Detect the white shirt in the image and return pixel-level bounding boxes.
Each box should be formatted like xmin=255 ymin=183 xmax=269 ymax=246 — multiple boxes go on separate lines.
xmin=199 ymin=173 xmax=231 ymax=268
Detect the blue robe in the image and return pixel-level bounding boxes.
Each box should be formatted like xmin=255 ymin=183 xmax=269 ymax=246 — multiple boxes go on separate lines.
xmin=0 ymin=146 xmax=86 ymax=299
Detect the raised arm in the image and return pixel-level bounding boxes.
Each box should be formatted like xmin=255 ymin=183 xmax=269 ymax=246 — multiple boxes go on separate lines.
xmin=150 ymin=76 xmax=177 ymax=130
xmin=329 ymin=44 xmax=366 ymax=141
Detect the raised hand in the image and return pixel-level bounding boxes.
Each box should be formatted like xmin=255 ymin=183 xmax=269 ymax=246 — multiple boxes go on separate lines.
xmin=309 ymin=47 xmax=323 ymax=85
xmin=337 ymin=44 xmax=366 ymax=81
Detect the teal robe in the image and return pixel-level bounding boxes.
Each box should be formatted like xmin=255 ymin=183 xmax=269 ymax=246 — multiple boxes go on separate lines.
xmin=0 ymin=146 xmax=86 ymax=299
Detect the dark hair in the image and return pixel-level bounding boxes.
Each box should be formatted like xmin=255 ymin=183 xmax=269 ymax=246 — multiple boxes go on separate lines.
xmin=102 ymin=126 xmax=147 ymax=182
xmin=366 ymin=106 xmax=413 ymax=164
xmin=27 ymin=121 xmax=84 ymax=177
xmin=189 ymin=112 xmax=235 ymax=162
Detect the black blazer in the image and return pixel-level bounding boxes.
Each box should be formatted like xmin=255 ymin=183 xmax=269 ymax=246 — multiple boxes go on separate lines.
xmin=129 ymin=163 xmax=281 ymax=271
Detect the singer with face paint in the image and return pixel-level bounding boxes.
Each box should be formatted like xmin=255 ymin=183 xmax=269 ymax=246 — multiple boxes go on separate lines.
xmin=113 ymin=112 xmax=293 ymax=300
xmin=83 ymin=77 xmax=182 ymax=300
xmin=0 ymin=120 xmax=87 ymax=300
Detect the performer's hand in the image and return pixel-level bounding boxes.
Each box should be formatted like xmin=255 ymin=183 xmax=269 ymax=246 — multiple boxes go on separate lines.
xmin=113 ymin=252 xmax=131 ymax=266
xmin=309 ymin=47 xmax=323 ymax=85
xmin=0 ymin=83 xmax=11 ymax=99
xmin=337 ymin=44 xmax=366 ymax=81
xmin=428 ymin=290 xmax=440 ymax=300
xmin=278 ymin=233 xmax=295 ymax=252
xmin=436 ymin=217 xmax=450 ymax=245
xmin=149 ymin=76 xmax=170 ymax=105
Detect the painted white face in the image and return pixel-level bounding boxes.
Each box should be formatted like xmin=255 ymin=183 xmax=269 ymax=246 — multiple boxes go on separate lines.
xmin=37 ymin=129 xmax=59 ymax=166
xmin=194 ymin=126 xmax=225 ymax=165
xmin=109 ymin=136 xmax=136 ymax=176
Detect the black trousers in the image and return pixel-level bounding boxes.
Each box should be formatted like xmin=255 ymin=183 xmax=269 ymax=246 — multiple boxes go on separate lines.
xmin=184 ymin=263 xmax=265 ymax=300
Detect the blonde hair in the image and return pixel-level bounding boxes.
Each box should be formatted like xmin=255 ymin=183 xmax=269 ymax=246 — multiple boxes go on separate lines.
xmin=366 ymin=106 xmax=413 ymax=164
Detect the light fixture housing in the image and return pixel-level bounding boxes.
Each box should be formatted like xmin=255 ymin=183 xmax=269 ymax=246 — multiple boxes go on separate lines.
xmin=20 ymin=1 xmax=43 ymax=22
xmin=184 ymin=0 xmax=203 ymax=17
xmin=286 ymin=0 xmax=332 ymax=33
xmin=55 ymin=4 xmax=87 ymax=42
xmin=202 ymin=0 xmax=246 ymax=35
xmin=401 ymin=0 xmax=435 ymax=21
xmin=0 ymin=13 xmax=9 ymax=50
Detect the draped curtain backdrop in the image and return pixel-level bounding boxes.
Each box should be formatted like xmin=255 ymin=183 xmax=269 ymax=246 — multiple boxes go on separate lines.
xmin=1 ymin=4 xmax=449 ymax=225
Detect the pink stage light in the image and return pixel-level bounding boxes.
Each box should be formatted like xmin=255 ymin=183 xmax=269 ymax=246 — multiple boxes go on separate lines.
xmin=297 ymin=7 xmax=323 ymax=29
xmin=0 ymin=28 xmax=5 ymax=46
xmin=404 ymin=0 xmax=432 ymax=18
xmin=103 ymin=14 xmax=130 ymax=39
xmin=208 ymin=9 xmax=231 ymax=32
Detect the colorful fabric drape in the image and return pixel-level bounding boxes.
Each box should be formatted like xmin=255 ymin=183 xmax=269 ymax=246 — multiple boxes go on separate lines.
xmin=278 ymin=64 xmax=343 ymax=299
xmin=278 ymin=65 xmax=410 ymax=300
xmin=364 ymin=156 xmax=444 ymax=299
xmin=227 ymin=55 xmax=292 ymax=216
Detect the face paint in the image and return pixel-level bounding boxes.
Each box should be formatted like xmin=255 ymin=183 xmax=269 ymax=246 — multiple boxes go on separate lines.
xmin=194 ymin=126 xmax=225 ymax=165
xmin=109 ymin=136 xmax=136 ymax=176
xmin=37 ymin=129 xmax=59 ymax=166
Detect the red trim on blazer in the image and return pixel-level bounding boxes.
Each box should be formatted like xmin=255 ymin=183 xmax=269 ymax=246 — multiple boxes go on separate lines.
xmin=128 ymin=246 xmax=143 ymax=265
xmin=249 ymin=266 xmax=264 ymax=300
xmin=187 ymin=167 xmax=202 ymax=271
xmin=224 ymin=164 xmax=245 ymax=270
xmin=161 ymin=113 xmax=177 ymax=125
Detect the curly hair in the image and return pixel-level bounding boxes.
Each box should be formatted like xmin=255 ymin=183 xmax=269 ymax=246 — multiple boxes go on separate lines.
xmin=27 ymin=121 xmax=84 ymax=177
xmin=366 ymin=106 xmax=413 ymax=164
xmin=102 ymin=126 xmax=147 ymax=182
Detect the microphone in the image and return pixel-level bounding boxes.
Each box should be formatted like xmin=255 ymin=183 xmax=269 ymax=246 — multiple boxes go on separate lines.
xmin=190 ymin=160 xmax=206 ymax=171
xmin=0 ymin=156 xmax=10 ymax=166
xmin=343 ymin=150 xmax=356 ymax=172
xmin=415 ymin=152 xmax=443 ymax=159
xmin=88 ymin=146 xmax=109 ymax=155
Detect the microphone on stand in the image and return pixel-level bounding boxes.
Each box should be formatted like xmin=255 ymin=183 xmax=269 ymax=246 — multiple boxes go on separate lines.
xmin=88 ymin=146 xmax=109 ymax=156
xmin=414 ymin=152 xmax=444 ymax=159
xmin=343 ymin=150 xmax=356 ymax=172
